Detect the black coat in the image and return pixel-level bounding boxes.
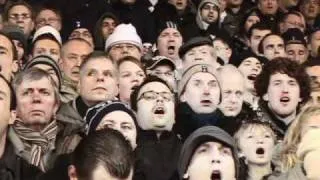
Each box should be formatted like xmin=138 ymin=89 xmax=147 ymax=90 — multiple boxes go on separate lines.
xmin=0 ymin=140 xmax=41 ymax=180
xmin=174 ymin=102 xmax=221 ymax=141
xmin=112 ymin=2 xmax=157 ymax=43
xmin=135 ymin=130 xmax=182 ymax=180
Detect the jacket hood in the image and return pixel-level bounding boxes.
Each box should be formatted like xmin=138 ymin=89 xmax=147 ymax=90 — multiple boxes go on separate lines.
xmin=177 ymin=126 xmax=239 ymax=180
xmin=195 ymin=0 xmax=220 ymax=30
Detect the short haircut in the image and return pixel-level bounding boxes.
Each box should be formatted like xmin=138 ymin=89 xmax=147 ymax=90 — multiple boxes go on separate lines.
xmin=258 ymin=33 xmax=282 ymax=54
xmin=280 ymin=10 xmax=304 ymax=23
xmin=255 ymin=57 xmax=311 ymax=104
xmin=12 ymin=68 xmax=60 ymax=104
xmin=4 ymin=1 xmax=34 ymax=21
xmin=71 ymin=128 xmax=134 ymax=180
xmin=248 ymin=22 xmax=272 ymax=39
xmin=0 ymin=74 xmax=16 ymax=110
xmin=130 ymin=75 xmax=174 ymax=111
xmin=0 ymin=32 xmax=18 ymax=60
xmin=35 ymin=5 xmax=62 ymax=20
xmin=79 ymin=51 xmax=113 ymax=71
xmin=117 ymin=56 xmax=145 ymax=74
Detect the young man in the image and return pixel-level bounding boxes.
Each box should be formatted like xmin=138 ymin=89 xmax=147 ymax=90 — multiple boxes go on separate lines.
xmin=56 ymin=51 xmax=119 ymax=154
xmin=258 ymin=33 xmax=286 ymax=61
xmin=68 ymin=129 xmax=134 ymax=180
xmin=0 ymin=74 xmax=41 ymax=179
xmin=105 ymin=24 xmax=143 ymax=62
xmin=282 ymin=28 xmax=309 ymax=64
xmin=30 ymin=25 xmax=62 ymax=62
xmin=255 ymin=57 xmax=310 ymax=140
xmin=130 ymin=76 xmax=181 ymax=180
xmin=177 ymin=126 xmax=239 ymax=180
xmin=247 ymin=23 xmax=272 ymax=56
xmin=10 ymin=68 xmax=60 ymax=171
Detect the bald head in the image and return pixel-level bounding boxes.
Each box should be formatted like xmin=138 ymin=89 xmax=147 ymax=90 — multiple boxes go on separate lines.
xmin=218 ymin=65 xmax=245 ymax=117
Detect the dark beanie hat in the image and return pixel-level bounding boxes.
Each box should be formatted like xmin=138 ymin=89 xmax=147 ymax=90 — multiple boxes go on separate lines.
xmin=177 ymin=126 xmax=239 ymax=180
xmin=230 ymin=50 xmax=268 ymax=67
xmin=179 ymin=36 xmax=212 ymax=58
xmin=2 ymin=24 xmax=27 ymax=51
xmin=157 ymin=21 xmax=181 ymax=39
xmin=84 ymin=100 xmax=137 ymax=135
xmin=23 ymin=55 xmax=62 ymax=90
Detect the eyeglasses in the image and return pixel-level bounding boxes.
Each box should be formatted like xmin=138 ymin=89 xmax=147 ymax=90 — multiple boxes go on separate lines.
xmin=137 ymin=90 xmax=174 ymax=102
xmin=8 ymin=13 xmax=31 ymax=20
xmin=36 ymin=18 xmax=60 ymax=26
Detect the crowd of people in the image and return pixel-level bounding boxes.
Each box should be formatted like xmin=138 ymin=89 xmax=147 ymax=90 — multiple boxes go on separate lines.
xmin=0 ymin=0 xmax=319 ymax=179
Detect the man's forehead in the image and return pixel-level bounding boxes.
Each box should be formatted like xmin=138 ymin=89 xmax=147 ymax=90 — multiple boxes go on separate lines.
xmin=19 ymin=77 xmax=54 ymax=88
xmin=9 ymin=5 xmax=31 ymax=13
xmin=161 ymin=28 xmax=180 ymax=35
xmin=0 ymin=35 xmax=13 ymax=48
xmin=139 ymin=81 xmax=170 ymax=95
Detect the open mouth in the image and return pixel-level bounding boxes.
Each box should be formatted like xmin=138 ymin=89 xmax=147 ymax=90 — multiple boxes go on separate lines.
xmin=280 ymin=96 xmax=290 ymax=103
xmin=154 ymin=106 xmax=165 ymax=115
xmin=168 ymin=45 xmax=175 ymax=54
xmin=247 ymin=74 xmax=257 ymax=81
xmin=201 ymin=100 xmax=212 ymax=106
xmin=256 ymin=147 xmax=265 ymax=155
xmin=211 ymin=170 xmax=221 ymax=180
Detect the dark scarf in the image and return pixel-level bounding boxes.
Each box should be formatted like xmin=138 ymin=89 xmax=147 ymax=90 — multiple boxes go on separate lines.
xmin=13 ymin=119 xmax=58 ymax=171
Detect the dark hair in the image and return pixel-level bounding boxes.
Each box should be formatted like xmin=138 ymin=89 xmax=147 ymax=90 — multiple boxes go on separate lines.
xmin=35 ymin=5 xmax=62 ymax=21
xmin=248 ymin=22 xmax=272 ymax=39
xmin=79 ymin=51 xmax=112 ymax=71
xmin=130 ymin=75 xmax=174 ymax=111
xmin=72 ymin=129 xmax=134 ymax=180
xmin=257 ymin=33 xmax=282 ymax=54
xmin=255 ymin=57 xmax=311 ymax=104
xmin=0 ymin=74 xmax=16 ymax=110
xmin=4 ymin=1 xmax=34 ymax=21
xmin=0 ymin=32 xmax=18 ymax=61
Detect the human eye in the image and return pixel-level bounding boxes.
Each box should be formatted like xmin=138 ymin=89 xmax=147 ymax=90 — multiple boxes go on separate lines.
xmin=0 ymin=50 xmax=7 ymax=55
xmin=87 ymin=70 xmax=96 ymax=76
xmin=121 ymin=72 xmax=131 ymax=78
xmin=264 ymin=134 xmax=271 ymax=138
xmin=196 ymin=146 xmax=208 ymax=153
xmin=288 ymin=80 xmax=298 ymax=86
xmin=137 ymin=72 xmax=145 ymax=78
xmin=103 ymin=70 xmax=114 ymax=77
xmin=40 ymin=89 xmax=51 ymax=96
xmin=221 ymin=148 xmax=232 ymax=156
xmin=208 ymin=80 xmax=218 ymax=87
xmin=121 ymin=124 xmax=133 ymax=130
xmin=50 ymin=49 xmax=59 ymax=55
xmin=143 ymin=91 xmax=156 ymax=100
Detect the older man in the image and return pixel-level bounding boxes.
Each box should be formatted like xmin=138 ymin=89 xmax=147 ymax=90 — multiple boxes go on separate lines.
xmin=9 ymin=68 xmax=60 ymax=171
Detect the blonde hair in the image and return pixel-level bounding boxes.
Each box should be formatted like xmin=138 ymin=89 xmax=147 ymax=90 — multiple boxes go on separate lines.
xmin=234 ymin=122 xmax=276 ymax=152
xmin=280 ymin=105 xmax=320 ymax=172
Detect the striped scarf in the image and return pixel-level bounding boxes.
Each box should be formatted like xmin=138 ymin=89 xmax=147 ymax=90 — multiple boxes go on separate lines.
xmin=13 ymin=118 xmax=58 ymax=171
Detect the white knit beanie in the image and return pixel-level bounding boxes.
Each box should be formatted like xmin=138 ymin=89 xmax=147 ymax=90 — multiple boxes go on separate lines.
xmin=105 ymin=23 xmax=142 ymax=52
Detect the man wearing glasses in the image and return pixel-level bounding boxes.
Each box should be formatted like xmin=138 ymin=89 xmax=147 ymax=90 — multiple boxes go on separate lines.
xmin=5 ymin=1 xmax=34 ymax=37
xmin=130 ymin=76 xmax=181 ymax=180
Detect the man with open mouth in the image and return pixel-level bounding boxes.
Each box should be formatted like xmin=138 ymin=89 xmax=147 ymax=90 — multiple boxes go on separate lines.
xmin=255 ymin=57 xmax=310 ymax=140
xmin=176 ymin=126 xmax=239 ymax=180
xmin=130 ymin=76 xmax=181 ymax=180
xmin=175 ymin=63 xmax=221 ymax=140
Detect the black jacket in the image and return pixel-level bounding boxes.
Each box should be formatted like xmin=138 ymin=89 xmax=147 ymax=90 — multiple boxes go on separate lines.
xmin=174 ymin=102 xmax=221 ymax=141
xmin=135 ymin=130 xmax=182 ymax=180
xmin=0 ymin=140 xmax=41 ymax=180
xmin=112 ymin=1 xmax=156 ymax=43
